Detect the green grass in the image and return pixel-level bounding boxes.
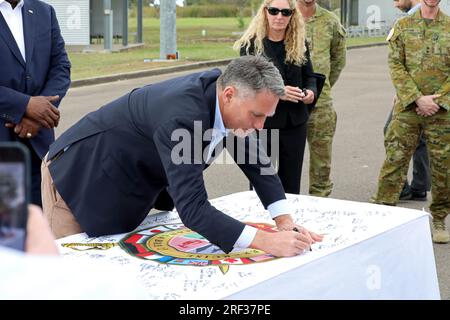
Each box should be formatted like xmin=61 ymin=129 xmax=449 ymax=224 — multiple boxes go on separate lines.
xmin=69 ymin=17 xmax=245 ymax=80
xmin=68 ymin=17 xmax=386 ymax=81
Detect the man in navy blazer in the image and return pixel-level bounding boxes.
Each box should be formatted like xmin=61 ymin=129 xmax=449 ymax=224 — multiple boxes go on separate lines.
xmin=42 ymin=56 xmax=322 ymax=256
xmin=0 ymin=0 xmax=71 ymax=206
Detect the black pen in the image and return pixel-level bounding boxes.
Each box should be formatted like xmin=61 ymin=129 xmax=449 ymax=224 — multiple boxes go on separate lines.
xmin=293 ymin=227 xmax=312 ymax=251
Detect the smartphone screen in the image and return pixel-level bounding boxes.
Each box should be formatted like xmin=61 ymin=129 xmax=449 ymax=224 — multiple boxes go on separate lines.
xmin=0 ymin=143 xmax=30 ymax=251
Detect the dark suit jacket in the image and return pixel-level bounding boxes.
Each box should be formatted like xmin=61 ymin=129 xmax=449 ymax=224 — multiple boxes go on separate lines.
xmin=0 ymin=0 xmax=71 ymax=158
xmin=240 ymin=38 xmax=317 ymax=128
xmin=48 ymin=69 xmax=286 ymax=253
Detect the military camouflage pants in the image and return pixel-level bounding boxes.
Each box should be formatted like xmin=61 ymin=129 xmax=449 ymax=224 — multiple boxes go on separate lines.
xmin=372 ymin=107 xmax=450 ymax=220
xmin=307 ymin=104 xmax=337 ymax=197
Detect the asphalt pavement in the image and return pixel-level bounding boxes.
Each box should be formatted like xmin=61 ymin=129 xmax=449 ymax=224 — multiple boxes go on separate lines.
xmin=56 ymin=45 xmax=449 ymax=299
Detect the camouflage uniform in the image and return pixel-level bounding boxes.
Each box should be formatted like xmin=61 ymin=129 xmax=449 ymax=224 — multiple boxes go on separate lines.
xmin=372 ymin=10 xmax=450 ymax=223
xmin=305 ymin=4 xmax=346 ymax=197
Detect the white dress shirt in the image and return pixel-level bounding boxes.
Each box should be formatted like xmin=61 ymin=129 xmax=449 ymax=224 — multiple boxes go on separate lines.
xmin=210 ymin=95 xmax=294 ymax=249
xmin=0 ymin=0 xmax=26 ymax=62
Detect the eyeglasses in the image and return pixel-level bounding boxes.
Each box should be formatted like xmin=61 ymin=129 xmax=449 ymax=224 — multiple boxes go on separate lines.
xmin=266 ymin=7 xmax=294 ymax=17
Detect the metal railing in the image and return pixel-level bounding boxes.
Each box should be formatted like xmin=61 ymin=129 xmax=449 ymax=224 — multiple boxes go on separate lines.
xmin=347 ymin=24 xmax=392 ymax=38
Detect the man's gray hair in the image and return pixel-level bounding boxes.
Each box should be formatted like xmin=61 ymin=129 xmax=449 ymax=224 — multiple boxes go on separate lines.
xmin=217 ymin=56 xmax=285 ymax=98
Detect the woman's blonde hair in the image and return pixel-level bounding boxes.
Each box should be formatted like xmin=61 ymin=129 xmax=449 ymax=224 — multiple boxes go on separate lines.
xmin=233 ymin=0 xmax=306 ymax=65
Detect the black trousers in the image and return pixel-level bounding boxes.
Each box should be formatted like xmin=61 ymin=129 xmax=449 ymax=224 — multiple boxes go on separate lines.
xmin=256 ymin=122 xmax=308 ymax=194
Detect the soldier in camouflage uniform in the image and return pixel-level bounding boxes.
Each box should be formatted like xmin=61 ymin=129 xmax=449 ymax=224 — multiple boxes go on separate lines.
xmin=371 ymin=0 xmax=450 ymax=243
xmin=387 ymin=0 xmax=431 ymax=202
xmin=297 ymin=0 xmax=346 ymax=197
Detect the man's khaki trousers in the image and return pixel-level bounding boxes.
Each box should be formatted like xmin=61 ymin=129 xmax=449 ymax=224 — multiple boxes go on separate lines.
xmin=41 ymin=154 xmax=82 ymax=239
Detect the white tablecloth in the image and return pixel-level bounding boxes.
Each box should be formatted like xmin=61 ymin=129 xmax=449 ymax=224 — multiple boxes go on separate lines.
xmin=57 ymin=191 xmax=440 ymax=300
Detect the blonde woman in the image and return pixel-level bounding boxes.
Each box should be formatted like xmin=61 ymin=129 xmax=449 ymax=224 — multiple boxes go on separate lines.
xmin=234 ymin=0 xmax=317 ymax=194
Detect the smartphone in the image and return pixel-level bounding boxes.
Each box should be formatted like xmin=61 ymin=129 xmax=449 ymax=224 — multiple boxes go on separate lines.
xmin=0 ymin=142 xmax=31 ymax=251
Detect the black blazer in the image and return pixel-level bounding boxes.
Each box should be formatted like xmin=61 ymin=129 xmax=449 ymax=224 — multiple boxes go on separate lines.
xmin=48 ymin=69 xmax=286 ymax=253
xmin=240 ymin=38 xmax=317 ymax=128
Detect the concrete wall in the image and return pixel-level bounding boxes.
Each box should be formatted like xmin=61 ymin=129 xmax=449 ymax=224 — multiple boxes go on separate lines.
xmin=90 ymin=0 xmax=125 ymax=38
xmin=42 ymin=0 xmax=90 ymax=45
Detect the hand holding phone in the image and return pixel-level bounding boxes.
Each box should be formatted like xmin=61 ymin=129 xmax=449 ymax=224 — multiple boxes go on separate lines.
xmin=0 ymin=142 xmax=30 ymax=251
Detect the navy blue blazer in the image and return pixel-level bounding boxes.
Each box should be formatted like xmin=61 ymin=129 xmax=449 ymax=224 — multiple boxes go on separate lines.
xmin=48 ymin=69 xmax=286 ymax=253
xmin=0 ymin=0 xmax=71 ymax=158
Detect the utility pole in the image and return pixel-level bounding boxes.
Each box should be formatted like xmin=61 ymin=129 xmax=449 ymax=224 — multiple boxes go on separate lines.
xmin=137 ymin=0 xmax=143 ymax=43
xmin=340 ymin=0 xmax=350 ymax=28
xmin=103 ymin=0 xmax=113 ymax=51
xmin=160 ymin=0 xmax=177 ymax=60
xmin=122 ymin=0 xmax=128 ymax=46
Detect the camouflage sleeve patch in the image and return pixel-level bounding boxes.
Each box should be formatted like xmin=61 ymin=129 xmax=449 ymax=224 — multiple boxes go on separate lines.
xmin=337 ymin=23 xmax=346 ymax=38
xmin=386 ymin=28 xmax=395 ymax=41
xmin=386 ymin=25 xmax=400 ymax=42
